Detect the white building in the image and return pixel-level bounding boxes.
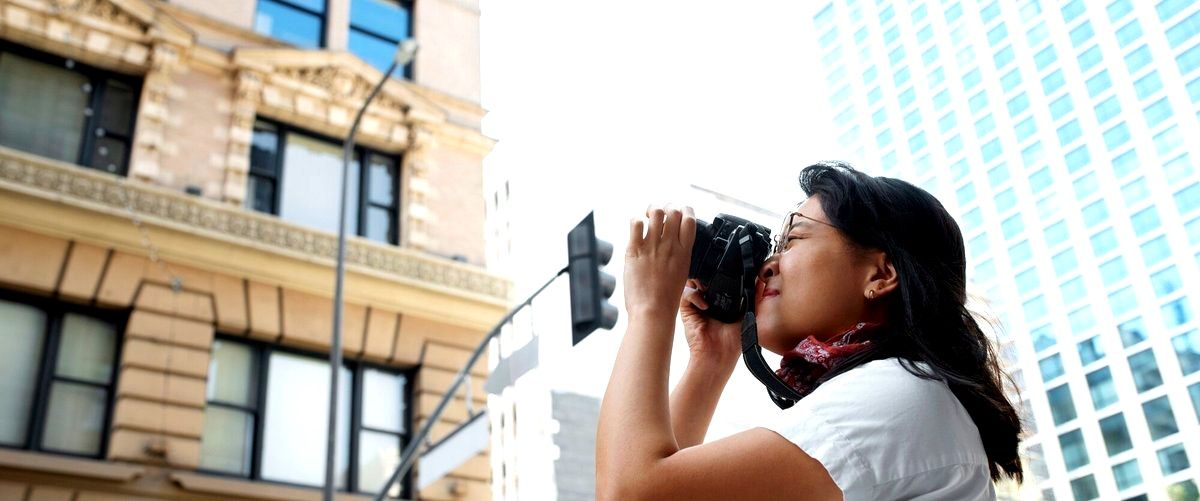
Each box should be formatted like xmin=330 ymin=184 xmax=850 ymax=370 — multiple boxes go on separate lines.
xmin=804 ymin=1 xmax=1200 ymax=500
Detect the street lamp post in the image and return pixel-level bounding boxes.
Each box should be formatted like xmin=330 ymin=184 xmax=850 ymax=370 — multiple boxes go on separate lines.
xmin=324 ymin=39 xmax=419 ymax=501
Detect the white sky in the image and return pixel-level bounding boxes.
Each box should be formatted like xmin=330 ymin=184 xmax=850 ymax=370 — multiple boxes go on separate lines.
xmin=478 ymin=1 xmax=851 ymax=438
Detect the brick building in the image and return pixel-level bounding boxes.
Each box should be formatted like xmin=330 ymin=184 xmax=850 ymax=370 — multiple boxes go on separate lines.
xmin=0 ymin=0 xmax=503 ymax=499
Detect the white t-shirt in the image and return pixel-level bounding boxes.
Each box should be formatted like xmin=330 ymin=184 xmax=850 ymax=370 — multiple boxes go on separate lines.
xmin=763 ymin=358 xmax=996 ymax=501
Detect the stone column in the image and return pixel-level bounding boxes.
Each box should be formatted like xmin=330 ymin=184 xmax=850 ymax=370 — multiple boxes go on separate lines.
xmin=403 ymin=123 xmax=437 ymax=249
xmin=222 ymin=70 xmax=264 ymax=206
xmin=128 ymin=41 xmax=183 ymax=182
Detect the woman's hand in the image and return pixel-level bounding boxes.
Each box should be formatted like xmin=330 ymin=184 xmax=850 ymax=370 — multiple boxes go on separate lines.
xmin=680 ymin=279 xmax=743 ymax=368
xmin=624 ymin=206 xmax=696 ymax=320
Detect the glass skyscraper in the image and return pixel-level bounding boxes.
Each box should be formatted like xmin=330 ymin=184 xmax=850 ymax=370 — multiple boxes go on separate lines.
xmin=807 ymin=1 xmax=1200 ymax=500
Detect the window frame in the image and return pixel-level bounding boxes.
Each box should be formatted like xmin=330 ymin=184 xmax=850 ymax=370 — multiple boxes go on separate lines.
xmin=348 ymin=0 xmax=414 ymax=78
xmin=0 ymin=40 xmax=142 ymax=176
xmin=0 ymin=288 xmax=126 ymax=460
xmin=247 ymin=117 xmax=403 ymax=245
xmin=198 ymin=335 xmax=415 ymax=497
xmin=255 ymin=0 xmax=329 ymax=49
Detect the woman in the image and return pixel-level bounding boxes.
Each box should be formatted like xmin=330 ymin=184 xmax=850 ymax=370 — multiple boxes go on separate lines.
xmin=596 ymin=162 xmax=1022 ymax=500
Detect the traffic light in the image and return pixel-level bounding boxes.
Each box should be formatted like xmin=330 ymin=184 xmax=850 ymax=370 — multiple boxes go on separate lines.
xmin=567 ymin=212 xmax=618 ymax=345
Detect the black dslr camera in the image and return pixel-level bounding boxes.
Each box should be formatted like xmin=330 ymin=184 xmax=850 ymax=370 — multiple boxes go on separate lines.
xmin=688 ymin=214 xmax=774 ymax=323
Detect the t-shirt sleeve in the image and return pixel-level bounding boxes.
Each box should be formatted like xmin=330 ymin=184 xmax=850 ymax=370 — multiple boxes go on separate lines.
xmin=762 ymin=396 xmax=876 ymax=500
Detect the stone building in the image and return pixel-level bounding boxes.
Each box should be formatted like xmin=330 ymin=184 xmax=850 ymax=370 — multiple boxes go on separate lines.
xmin=0 ymin=0 xmax=503 ymax=499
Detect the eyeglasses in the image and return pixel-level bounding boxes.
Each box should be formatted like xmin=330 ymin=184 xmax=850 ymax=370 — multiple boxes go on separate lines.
xmin=771 ymin=210 xmax=838 ymax=255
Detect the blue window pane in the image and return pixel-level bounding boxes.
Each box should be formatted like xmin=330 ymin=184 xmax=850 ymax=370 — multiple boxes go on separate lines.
xmin=1155 ymin=125 xmax=1183 ymax=156
xmin=1181 ymin=44 xmax=1200 ymax=75
xmin=1104 ymin=123 xmax=1131 ymax=151
xmin=1066 ymin=146 xmax=1091 ymax=173
xmin=876 ymin=129 xmax=893 ymax=148
xmin=1144 ymin=396 xmax=1179 ymax=439
xmin=1053 ymin=249 xmax=1078 ymax=275
xmin=898 ymin=88 xmax=915 ymax=108
xmin=969 ymin=233 xmax=990 ymax=259
xmin=976 ymin=114 xmax=996 ymax=136
xmin=1050 ymin=95 xmax=1074 ymax=120
xmin=1041 ymin=69 xmax=1065 ymax=95
xmin=1126 ymin=44 xmax=1154 ymax=75
xmin=1061 ymin=0 xmax=1085 ymax=23
xmin=988 ymin=24 xmax=1008 ymax=46
xmin=1120 ymin=317 xmax=1148 ymax=347
xmin=1091 ymin=228 xmax=1118 ymax=257
xmin=1001 ymin=69 xmax=1022 ymax=93
xmin=1100 ymin=413 xmax=1134 ymax=455
xmin=1007 ymin=93 xmax=1030 ymax=116
xmin=982 ymin=138 xmax=1002 ymax=162
xmin=883 ymin=26 xmax=900 ymax=45
xmin=1059 ymin=429 xmax=1089 ymax=470
xmin=945 ymin=3 xmax=963 ymax=22
xmin=1134 ymin=71 xmax=1163 ymax=100
xmin=1100 ymin=256 xmax=1127 ymax=286
xmin=1046 ymin=220 xmax=1069 ymax=247
xmin=894 ymin=67 xmax=911 ymax=87
xmin=1113 ymin=149 xmax=1139 ymax=178
xmin=1123 ymin=177 xmax=1151 ymax=205
xmin=1132 ymin=207 xmax=1162 ymax=237
xmin=1026 ymin=21 xmax=1048 ymax=47
xmin=350 ymin=0 xmax=409 ymax=39
xmin=956 ymin=183 xmax=976 ymax=205
xmin=961 ymin=68 xmax=982 ymax=90
xmin=813 ymin=3 xmax=833 ymax=26
xmin=349 ymin=30 xmax=404 ymax=73
xmin=1152 ymin=267 xmax=1182 ymax=298
xmin=912 ymin=4 xmax=928 ymax=22
xmin=994 ymin=45 xmax=1015 ymax=69
xmin=1108 ymin=287 xmax=1138 ymax=317
xmin=1165 ymin=153 xmax=1194 ymax=183
xmin=1077 ymin=45 xmax=1102 ymax=73
xmin=1034 ymin=46 xmax=1058 ymax=71
xmin=982 ymin=2 xmax=1001 ymax=23
xmin=962 ymin=207 xmax=983 ymax=230
xmin=1023 ymin=294 xmax=1047 ymax=320
xmin=996 ymin=188 xmax=1018 ymax=212
xmin=1062 ymin=278 xmax=1086 ymax=305
xmin=1158 ymin=0 xmax=1192 ymax=21
xmin=974 ymin=259 xmax=997 ymax=284
xmin=1177 ymin=183 xmax=1200 ymax=214
xmin=1166 ymin=10 xmax=1200 ymax=48
xmin=970 ymin=91 xmax=989 ymax=114
xmin=1049 ymin=385 xmax=1078 ymax=425
xmin=1157 ymin=444 xmax=1190 ymax=476
xmin=944 ymin=135 xmax=963 ymax=155
xmin=1070 ymin=475 xmax=1098 ymax=501
xmin=1173 ymin=330 xmax=1200 ymax=374
xmin=1163 ymin=298 xmax=1193 ymax=328
xmin=1095 ymin=96 xmax=1122 ymax=123
xmin=904 ymin=109 xmax=921 ymax=130
xmin=908 ymin=132 xmax=927 ymax=153
xmin=1115 ymin=20 xmax=1143 ymax=48
xmin=1085 ymin=367 xmax=1117 ymax=408
xmin=889 ymin=46 xmax=907 ymax=66
xmin=934 ymin=90 xmax=951 ymax=110
xmin=255 ymin=0 xmax=323 ymax=48
xmin=1129 ymin=349 xmax=1164 ymax=392
xmin=938 ymin=111 xmax=955 ymax=132
xmin=868 ymin=86 xmax=882 ymax=104
xmin=1073 ymin=173 xmax=1099 ymax=200
xmin=1192 ymin=383 xmax=1200 ymax=422
xmin=1087 ymin=70 xmax=1113 ymax=97
xmin=1113 ymin=459 xmax=1142 ymax=490
xmin=1082 ymin=200 xmax=1109 ymax=228
xmin=1080 ymin=336 xmax=1106 ymax=365
xmin=1143 ymin=98 xmax=1173 ymax=128
xmin=1015 ymin=117 xmax=1037 ymax=142
xmin=1070 ymin=21 xmax=1094 ymax=47
xmin=1016 ymin=267 xmax=1040 ymax=294
xmin=1109 ymin=0 xmax=1133 ymax=21
xmin=1057 ymin=120 xmax=1082 ymax=146
xmin=928 ymin=67 xmax=945 ymax=86
xmin=1033 ymin=324 xmax=1057 ymax=352
xmin=1188 ymin=217 xmax=1200 ymax=245
xmin=1029 ymin=167 xmax=1051 ymax=193
xmin=1141 ymin=236 xmax=1170 ymax=266
xmin=1039 ymin=354 xmax=1064 ymax=382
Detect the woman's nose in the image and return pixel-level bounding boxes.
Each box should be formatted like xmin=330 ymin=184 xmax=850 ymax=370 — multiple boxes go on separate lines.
xmin=758 ymin=257 xmax=778 ymax=280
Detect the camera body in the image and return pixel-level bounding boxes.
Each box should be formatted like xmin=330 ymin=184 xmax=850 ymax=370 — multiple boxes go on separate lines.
xmin=688 ymin=214 xmax=774 ymax=323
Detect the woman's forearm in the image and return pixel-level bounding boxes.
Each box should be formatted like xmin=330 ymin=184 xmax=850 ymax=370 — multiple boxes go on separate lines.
xmin=669 ymin=358 xmax=735 ymax=449
xmin=596 ymin=307 xmax=679 ymax=495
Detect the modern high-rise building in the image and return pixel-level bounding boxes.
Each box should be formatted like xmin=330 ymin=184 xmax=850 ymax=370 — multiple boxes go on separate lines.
xmin=805 ymin=1 xmax=1200 ymax=500
xmin=0 ymin=0 xmax=504 ymax=499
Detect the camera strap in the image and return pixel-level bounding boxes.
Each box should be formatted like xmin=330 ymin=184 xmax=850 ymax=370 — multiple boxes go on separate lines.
xmin=735 ymin=228 xmax=804 ymax=410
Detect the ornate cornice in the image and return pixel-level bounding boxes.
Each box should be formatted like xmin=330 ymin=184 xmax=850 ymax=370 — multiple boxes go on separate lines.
xmin=0 ymin=146 xmax=510 ymax=302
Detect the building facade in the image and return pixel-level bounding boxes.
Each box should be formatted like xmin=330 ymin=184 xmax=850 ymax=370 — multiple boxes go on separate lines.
xmin=805 ymin=0 xmax=1200 ymax=500
xmin=0 ymin=0 xmax=505 ymax=499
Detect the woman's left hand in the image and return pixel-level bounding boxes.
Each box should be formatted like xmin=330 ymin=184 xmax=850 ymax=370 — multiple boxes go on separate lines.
xmin=624 ymin=206 xmax=696 ymax=319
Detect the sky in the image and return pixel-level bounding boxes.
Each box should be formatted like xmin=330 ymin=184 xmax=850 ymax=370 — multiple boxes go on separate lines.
xmin=478 ymin=1 xmax=849 ymax=438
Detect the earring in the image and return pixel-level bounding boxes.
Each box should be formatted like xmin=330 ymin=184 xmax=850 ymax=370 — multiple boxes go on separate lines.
xmin=867 ymin=289 xmax=876 ymax=300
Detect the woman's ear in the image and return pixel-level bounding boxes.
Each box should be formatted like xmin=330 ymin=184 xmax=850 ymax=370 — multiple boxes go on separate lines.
xmin=864 ymin=251 xmax=899 ymax=300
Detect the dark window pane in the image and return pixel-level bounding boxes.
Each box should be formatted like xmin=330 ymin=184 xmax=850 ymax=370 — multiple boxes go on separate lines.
xmin=98 ymin=79 xmax=135 ymax=136
xmin=350 ymin=0 xmax=409 ymax=39
xmin=250 ymin=123 xmax=279 ymax=176
xmin=255 ymin=0 xmax=323 ymax=48
xmin=1070 ymin=474 xmax=1098 ymax=501
xmin=1173 ymin=330 xmax=1200 ymax=374
xmin=1157 ymin=443 xmax=1189 ymax=475
xmin=0 ymin=299 xmax=47 ymax=446
xmin=1143 ymin=396 xmax=1179 ymax=440
xmin=1099 ymin=413 xmax=1133 ymax=455
xmin=1191 ymin=383 xmax=1200 ymax=421
xmin=1078 ymin=336 xmax=1105 ymax=365
xmin=1112 ymin=459 xmax=1142 ymax=490
xmin=368 ymin=156 xmax=397 ymax=206
xmin=245 ymin=175 xmax=276 ymax=214
xmin=1040 ymin=354 xmax=1065 ymax=381
xmin=350 ymin=29 xmax=402 ymax=73
xmin=199 ymin=406 xmax=254 ymax=476
xmin=1048 ymin=384 xmax=1077 ymax=425
xmin=1119 ymin=318 xmax=1147 ymax=347
xmin=1086 ymin=368 xmax=1118 ymax=409
xmin=1059 ymin=429 xmax=1089 ymax=470
xmin=0 ymin=51 xmax=89 ymax=164
xmin=366 ymin=206 xmax=394 ymax=244
xmin=1128 ymin=349 xmax=1163 ymax=392
xmin=40 ymin=382 xmax=107 ymax=456
xmin=88 ymin=136 xmax=128 ymax=175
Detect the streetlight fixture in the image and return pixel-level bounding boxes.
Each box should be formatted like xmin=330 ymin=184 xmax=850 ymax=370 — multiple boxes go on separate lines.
xmin=324 ymin=39 xmax=419 ymax=501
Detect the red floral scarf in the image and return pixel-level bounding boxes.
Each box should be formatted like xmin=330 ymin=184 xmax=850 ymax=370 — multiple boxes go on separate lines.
xmin=775 ymin=322 xmax=884 ymax=399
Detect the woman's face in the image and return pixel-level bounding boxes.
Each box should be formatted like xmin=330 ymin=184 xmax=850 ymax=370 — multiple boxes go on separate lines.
xmin=754 ymin=195 xmax=878 ymax=354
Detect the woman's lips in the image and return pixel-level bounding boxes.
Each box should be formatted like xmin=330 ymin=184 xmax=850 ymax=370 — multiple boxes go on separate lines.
xmin=762 ymin=288 xmax=780 ymax=299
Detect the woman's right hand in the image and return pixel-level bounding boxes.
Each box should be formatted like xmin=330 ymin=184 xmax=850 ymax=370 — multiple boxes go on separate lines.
xmin=680 ymin=279 xmax=743 ymax=369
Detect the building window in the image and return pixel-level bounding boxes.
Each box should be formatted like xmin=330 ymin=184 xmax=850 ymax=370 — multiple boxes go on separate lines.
xmin=1190 ymin=383 xmax=1200 ymax=421
xmin=0 ymin=294 xmax=121 ymax=458
xmin=1078 ymin=337 xmax=1106 ymax=366
xmin=1103 ymin=122 xmax=1131 ymax=151
xmin=1123 ymin=177 xmax=1151 ymax=206
xmin=1151 ymin=266 xmax=1182 ymax=297
xmin=1069 ymin=306 xmax=1097 ymax=334
xmin=1113 ymin=459 xmax=1142 ymax=490
xmin=1108 ymin=287 xmax=1138 ymax=318
xmin=1082 ymin=200 xmax=1109 ymax=228
xmin=1162 ymin=298 xmax=1193 ymax=328
xmin=0 ymin=43 xmax=139 ymax=175
xmin=1126 ymin=45 xmax=1154 ymax=75
xmin=1143 ymin=396 xmax=1179 ymax=440
xmin=1032 ymin=324 xmax=1056 ymax=352
xmin=1119 ymin=317 xmax=1147 ymax=348
xmin=1132 ymin=207 xmax=1163 ymax=238
xmin=1157 ymin=443 xmax=1190 ymax=475
xmin=1164 ymin=153 xmax=1194 ymax=184
xmin=1048 ymin=384 xmax=1077 ymax=425
xmin=1128 ymin=349 xmax=1164 ymax=392
xmin=1178 ymin=183 xmax=1200 ymax=214
xmin=1039 ymin=354 xmax=1064 ymax=382
xmin=1099 ymin=256 xmax=1127 ymax=286
xmin=1087 ymin=70 xmax=1113 ymax=98
xmin=1134 ymin=71 xmax=1163 ymax=100
xmin=1070 ymin=475 xmax=1099 ymax=501
xmin=246 ymin=119 xmax=401 ymax=245
xmin=1045 ymin=220 xmax=1069 ymax=247
xmin=1069 ymin=21 xmax=1094 ymax=47
xmin=255 ymin=0 xmax=326 ymax=48
xmin=1095 ymin=96 xmax=1122 ymax=124
xmin=1174 ymin=330 xmax=1200 ymax=374
xmin=198 ymin=337 xmax=412 ymax=497
xmin=1077 ymin=45 xmax=1102 ymax=73
xmin=349 ymin=0 xmax=413 ymax=74
xmin=1050 ymin=94 xmax=1074 ymax=120
xmin=1108 ymin=0 xmax=1133 ymax=21
xmin=1166 ymin=10 xmax=1200 ymax=48
xmin=1099 ymin=413 xmax=1133 ymax=455
xmin=1058 ymin=428 xmax=1089 ymax=470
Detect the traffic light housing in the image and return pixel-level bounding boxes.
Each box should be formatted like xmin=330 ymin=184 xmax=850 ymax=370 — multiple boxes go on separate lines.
xmin=567 ymin=212 xmax=618 ymax=345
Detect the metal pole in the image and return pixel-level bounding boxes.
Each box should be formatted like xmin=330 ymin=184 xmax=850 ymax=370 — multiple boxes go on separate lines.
xmin=325 ymin=41 xmax=417 ymax=501
xmin=373 ymin=268 xmax=567 ymax=501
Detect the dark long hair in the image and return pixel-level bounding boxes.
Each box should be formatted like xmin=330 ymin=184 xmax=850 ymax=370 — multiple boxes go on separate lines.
xmin=799 ymin=161 xmax=1023 ymax=483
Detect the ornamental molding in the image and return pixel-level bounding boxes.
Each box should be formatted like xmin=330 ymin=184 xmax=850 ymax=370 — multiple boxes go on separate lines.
xmin=0 ymin=146 xmax=510 ymax=302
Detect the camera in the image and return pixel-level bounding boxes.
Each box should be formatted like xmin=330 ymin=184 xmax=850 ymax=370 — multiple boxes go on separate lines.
xmin=688 ymin=214 xmax=774 ymax=323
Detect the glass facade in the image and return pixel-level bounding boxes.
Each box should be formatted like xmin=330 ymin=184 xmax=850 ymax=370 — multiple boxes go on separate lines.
xmin=810 ymin=0 xmax=1200 ymax=497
